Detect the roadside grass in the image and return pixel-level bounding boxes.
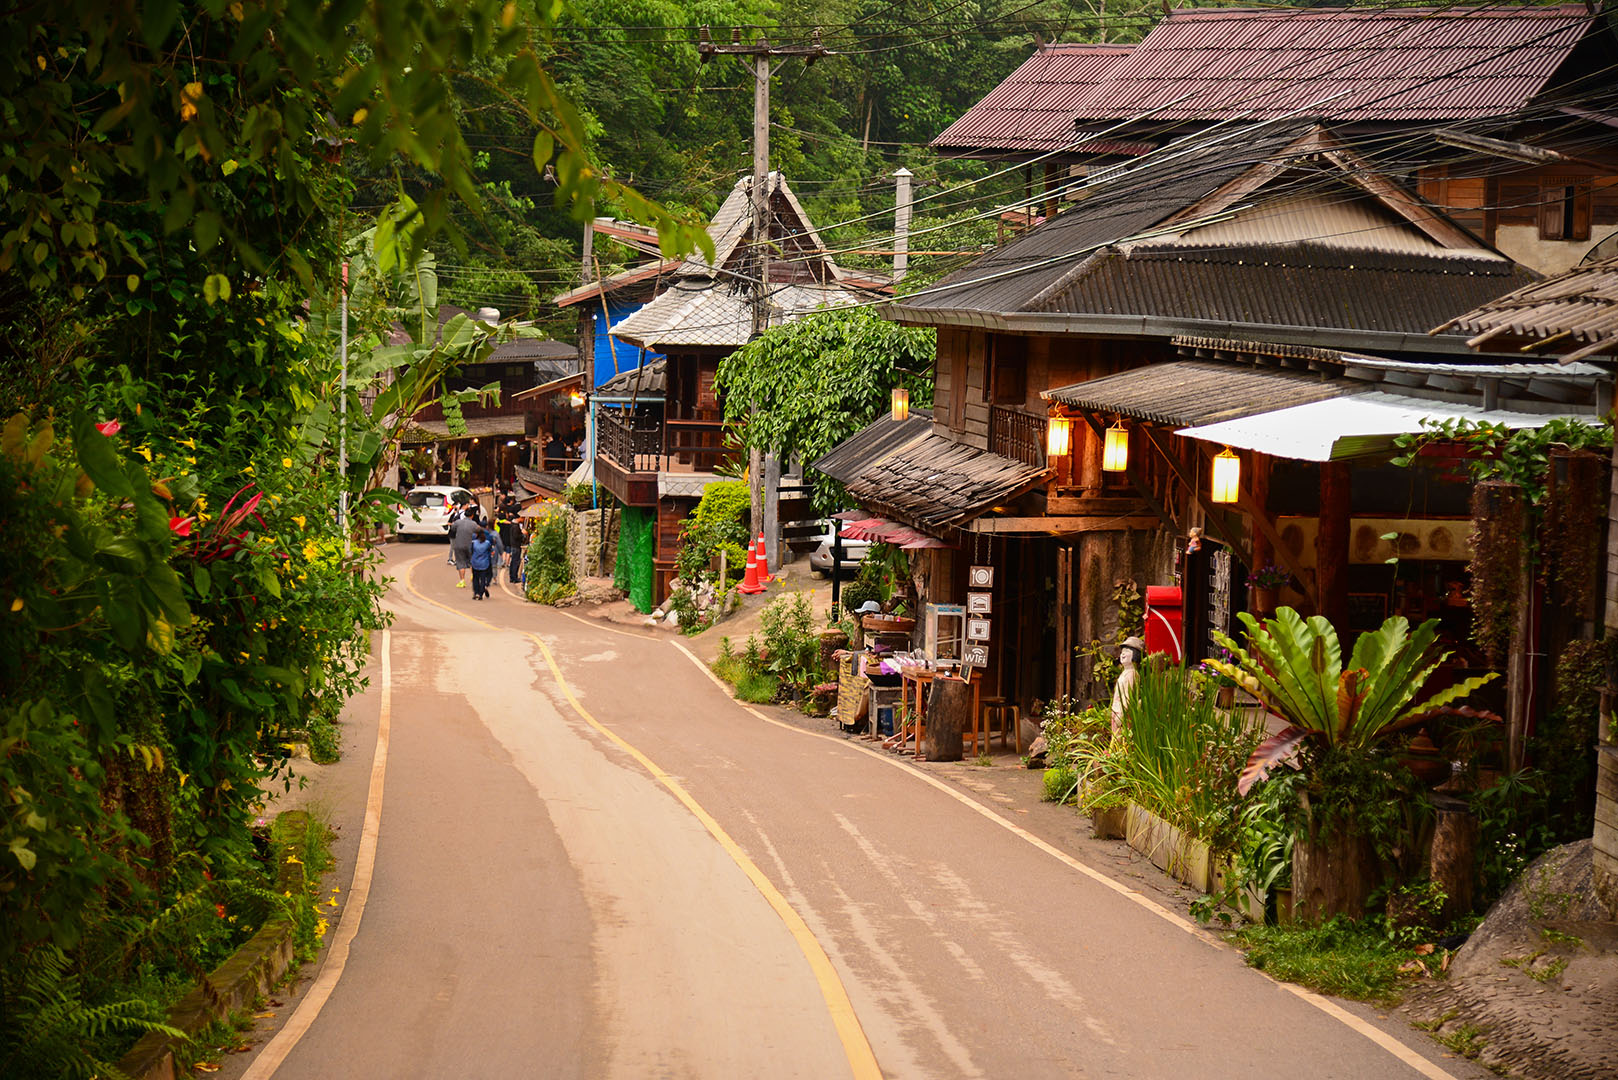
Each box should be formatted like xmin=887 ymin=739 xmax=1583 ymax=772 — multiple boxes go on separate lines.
xmin=734 ymin=672 xmax=780 ymax=704
xmin=1230 ymin=918 xmax=1415 ymax=1003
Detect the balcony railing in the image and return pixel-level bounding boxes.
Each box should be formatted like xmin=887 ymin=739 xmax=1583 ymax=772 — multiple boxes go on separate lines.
xmin=597 ymin=411 xmax=741 ymax=475
xmin=597 ymin=409 xmax=663 ymax=473
xmin=990 ymin=405 xmax=1047 ymax=468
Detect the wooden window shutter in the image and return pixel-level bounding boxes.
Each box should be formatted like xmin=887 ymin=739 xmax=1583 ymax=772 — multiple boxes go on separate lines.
xmin=1572 ymin=180 xmax=1592 ymax=241
xmin=1540 ymin=177 xmax=1567 ymax=240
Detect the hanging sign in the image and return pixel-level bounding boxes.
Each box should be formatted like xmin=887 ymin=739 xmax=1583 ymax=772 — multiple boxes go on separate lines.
xmin=966 ymin=617 xmax=992 ymax=642
xmin=963 ymin=644 xmax=990 ymax=668
xmin=968 ymin=565 xmax=994 ymax=589
xmin=966 ymin=591 xmax=992 ymax=615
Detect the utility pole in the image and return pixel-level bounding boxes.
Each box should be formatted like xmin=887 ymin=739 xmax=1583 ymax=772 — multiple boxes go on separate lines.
xmin=699 ymin=27 xmax=829 ymax=571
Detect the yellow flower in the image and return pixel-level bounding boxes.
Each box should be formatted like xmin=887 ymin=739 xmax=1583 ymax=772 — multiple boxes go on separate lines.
xmin=9 ymin=598 xmax=21 ymax=612
xmin=178 ymin=437 xmax=196 ymax=450
xmin=185 ymin=456 xmax=196 ymax=465
xmin=292 ymin=515 xmax=307 ymax=529
xmin=282 ymin=457 xmax=293 ymax=468
xmin=136 ymin=446 xmax=153 ymax=461
xmin=243 ymin=465 xmax=254 ymax=475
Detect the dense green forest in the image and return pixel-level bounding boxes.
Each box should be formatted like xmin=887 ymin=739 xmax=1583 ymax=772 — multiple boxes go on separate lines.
xmin=387 ymin=0 xmax=1162 ymax=330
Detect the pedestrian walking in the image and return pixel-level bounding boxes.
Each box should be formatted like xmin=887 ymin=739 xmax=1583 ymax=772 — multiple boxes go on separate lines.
xmin=498 ymin=496 xmax=526 ymax=584
xmin=468 ymin=526 xmax=504 ymax=600
xmin=449 ymin=506 xmax=482 ymax=588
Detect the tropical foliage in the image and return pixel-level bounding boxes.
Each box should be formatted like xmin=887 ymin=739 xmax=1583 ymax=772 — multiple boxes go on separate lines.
xmin=1206 ymin=609 xmax=1500 ymax=796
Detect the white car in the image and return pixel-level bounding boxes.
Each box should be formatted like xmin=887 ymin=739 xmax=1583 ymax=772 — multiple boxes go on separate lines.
xmin=807 ymin=520 xmax=871 ymax=577
xmin=396 ymin=485 xmax=474 ymax=539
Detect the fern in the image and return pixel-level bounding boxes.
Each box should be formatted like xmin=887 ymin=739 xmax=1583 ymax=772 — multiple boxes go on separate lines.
xmin=0 ymin=945 xmax=182 ymax=1080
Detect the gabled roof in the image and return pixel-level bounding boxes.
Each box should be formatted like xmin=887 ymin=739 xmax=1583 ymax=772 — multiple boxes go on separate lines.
xmin=932 ymin=43 xmax=1152 ymax=156
xmin=1067 ymin=6 xmax=1596 ymax=124
xmin=597 ymin=357 xmax=667 ymax=398
xmin=610 ymin=278 xmax=872 ymax=350
xmin=889 ymin=125 xmax=1536 ymax=347
xmin=931 ymin=6 xmax=1599 ymax=158
xmin=1438 ymin=254 xmax=1618 ymax=362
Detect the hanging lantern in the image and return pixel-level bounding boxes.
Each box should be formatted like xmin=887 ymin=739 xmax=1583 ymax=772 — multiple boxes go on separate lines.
xmin=891 ymin=386 xmax=910 ymax=422
xmin=1211 ymin=447 xmax=1241 ymax=504
xmin=1101 ymin=422 xmax=1129 ymax=472
xmin=1045 ymin=416 xmax=1072 ymax=459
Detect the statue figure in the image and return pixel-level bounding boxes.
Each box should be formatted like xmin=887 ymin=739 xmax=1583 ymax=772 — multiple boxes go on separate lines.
xmin=1110 ymin=635 xmax=1145 ymax=737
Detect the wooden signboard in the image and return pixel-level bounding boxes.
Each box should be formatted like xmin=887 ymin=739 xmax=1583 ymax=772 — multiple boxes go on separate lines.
xmin=966 ymin=617 xmax=992 ymax=642
xmin=967 ymin=591 xmax=992 ymax=614
xmin=963 ymin=644 xmax=990 ymax=668
xmin=969 ymin=565 xmax=994 ymax=589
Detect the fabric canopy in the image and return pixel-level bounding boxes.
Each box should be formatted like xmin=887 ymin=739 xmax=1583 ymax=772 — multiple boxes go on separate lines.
xmin=1176 ymin=391 xmax=1596 ymax=461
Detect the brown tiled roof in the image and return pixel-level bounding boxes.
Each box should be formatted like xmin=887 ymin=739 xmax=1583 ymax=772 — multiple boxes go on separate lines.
xmin=1064 ymin=6 xmax=1594 ymax=123
xmin=812 ymin=410 xmax=935 ymax=484
xmin=931 ymin=44 xmax=1151 ymax=156
xmin=1439 ymin=254 xmax=1618 ymax=362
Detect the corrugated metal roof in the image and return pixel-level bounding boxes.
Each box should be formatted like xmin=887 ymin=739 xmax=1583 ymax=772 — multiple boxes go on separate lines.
xmin=1039 ymin=246 xmax=1533 ymax=334
xmin=811 ymin=410 xmax=935 ymax=483
xmin=932 ymin=44 xmax=1144 ymax=154
xmin=840 ymin=431 xmax=1049 ymax=532
xmin=899 ymin=129 xmax=1298 ymax=317
xmin=1066 ymin=6 xmax=1594 ymax=122
xmin=1178 ymin=391 xmax=1598 ymax=461
xmin=1145 ymin=191 xmax=1495 ymax=259
xmin=1441 ymin=254 xmax=1618 ymax=361
xmin=1042 ymin=359 xmax=1353 ymax=425
xmin=609 ymin=279 xmax=871 ymax=349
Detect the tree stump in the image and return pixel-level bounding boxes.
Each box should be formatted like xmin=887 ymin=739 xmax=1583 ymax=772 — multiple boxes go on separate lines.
xmin=1429 ymin=793 xmax=1477 ymax=923
xmin=1292 ymin=825 xmax=1378 ymax=924
xmin=923 ymin=677 xmax=969 ymax=762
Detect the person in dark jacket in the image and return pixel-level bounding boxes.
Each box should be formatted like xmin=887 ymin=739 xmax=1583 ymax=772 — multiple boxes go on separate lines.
xmin=449 ymin=506 xmax=482 ymax=588
xmin=498 ymin=497 xmax=525 ymax=584
xmin=468 ymin=526 xmax=505 ymax=600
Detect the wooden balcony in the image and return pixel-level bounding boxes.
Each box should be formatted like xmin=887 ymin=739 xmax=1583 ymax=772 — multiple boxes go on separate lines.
xmin=594 ymin=411 xmax=742 ymax=506
xmin=990 ymin=405 xmax=1047 ymax=469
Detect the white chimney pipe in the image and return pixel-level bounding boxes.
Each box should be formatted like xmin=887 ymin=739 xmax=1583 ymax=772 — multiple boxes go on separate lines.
xmin=893 ymin=168 xmax=913 ymax=282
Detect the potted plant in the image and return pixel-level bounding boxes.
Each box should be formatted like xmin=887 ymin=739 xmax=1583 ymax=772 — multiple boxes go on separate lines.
xmin=1206 ymin=608 xmax=1501 ymax=922
xmin=1247 ymin=564 xmax=1290 ymax=616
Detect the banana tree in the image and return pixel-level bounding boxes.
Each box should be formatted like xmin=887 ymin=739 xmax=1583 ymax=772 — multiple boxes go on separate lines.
xmin=1206 ymin=608 xmax=1500 ymax=795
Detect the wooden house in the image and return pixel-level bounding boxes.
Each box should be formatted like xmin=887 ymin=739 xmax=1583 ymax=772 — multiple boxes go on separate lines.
xmin=596 ymin=172 xmax=888 ymax=605
xmin=402 ymin=307 xmax=580 ymax=489
xmin=934 ymin=4 xmax=1618 ymax=276
xmin=823 ymin=125 xmax=1607 ymax=720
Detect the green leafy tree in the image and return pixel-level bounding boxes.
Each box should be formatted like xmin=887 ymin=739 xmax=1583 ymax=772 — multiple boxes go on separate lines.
xmin=714 ymin=306 xmax=933 ymax=511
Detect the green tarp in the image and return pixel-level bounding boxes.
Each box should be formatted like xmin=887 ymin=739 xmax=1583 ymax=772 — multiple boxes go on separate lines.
xmin=614 ymin=506 xmax=655 ymax=613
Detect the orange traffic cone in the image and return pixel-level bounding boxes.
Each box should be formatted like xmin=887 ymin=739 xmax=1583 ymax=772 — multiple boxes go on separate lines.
xmin=753 ymin=532 xmax=770 ymax=585
xmin=738 ymin=541 xmax=765 ymax=594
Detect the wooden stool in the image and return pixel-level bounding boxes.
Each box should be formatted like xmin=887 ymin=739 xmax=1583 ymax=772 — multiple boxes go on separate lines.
xmin=980 ymin=698 xmax=1022 ymax=753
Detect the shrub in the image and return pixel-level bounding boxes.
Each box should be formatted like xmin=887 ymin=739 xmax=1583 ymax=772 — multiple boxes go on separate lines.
xmin=523 ymin=505 xmax=574 ymax=604
xmin=1042 ymin=767 xmax=1079 ymax=804
xmin=759 ymin=593 xmax=823 ymax=694
xmin=675 ymin=481 xmax=752 ymax=587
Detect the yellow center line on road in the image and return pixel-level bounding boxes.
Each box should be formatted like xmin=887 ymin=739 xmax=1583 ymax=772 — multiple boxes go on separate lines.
xmin=666 ymin=640 xmax=1466 ymax=1080
xmin=409 ymin=558 xmax=883 ymax=1080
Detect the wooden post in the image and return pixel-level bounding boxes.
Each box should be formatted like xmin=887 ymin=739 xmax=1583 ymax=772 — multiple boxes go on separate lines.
xmin=1250 ymin=452 xmax=1272 ymax=588
xmin=1506 ymin=567 xmax=1533 ymax=773
xmin=1317 ymin=461 xmax=1351 ymax=632
xmin=923 ymin=676 xmax=969 ymax=762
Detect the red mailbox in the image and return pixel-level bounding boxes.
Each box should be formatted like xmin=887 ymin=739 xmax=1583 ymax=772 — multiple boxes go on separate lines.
xmin=1144 ymin=585 xmax=1183 ymax=662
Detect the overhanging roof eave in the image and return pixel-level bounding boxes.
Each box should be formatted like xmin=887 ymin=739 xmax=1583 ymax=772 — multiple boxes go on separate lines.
xmin=882 ymin=305 xmax=1503 ymax=357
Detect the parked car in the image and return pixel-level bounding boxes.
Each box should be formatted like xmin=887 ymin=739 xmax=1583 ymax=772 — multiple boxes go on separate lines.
xmin=396 ymin=485 xmax=474 ymax=539
xmin=808 ymin=520 xmax=870 ymax=577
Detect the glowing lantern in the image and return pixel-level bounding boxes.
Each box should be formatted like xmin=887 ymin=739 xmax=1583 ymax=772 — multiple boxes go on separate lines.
xmin=1211 ymin=447 xmax=1241 ymax=504
xmin=1101 ymin=422 xmax=1129 ymax=472
xmin=1045 ymin=416 xmax=1072 ymax=459
xmin=891 ymin=386 xmax=910 ymax=422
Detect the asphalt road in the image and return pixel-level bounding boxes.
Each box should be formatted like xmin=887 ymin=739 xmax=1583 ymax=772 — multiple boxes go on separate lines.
xmin=232 ymin=545 xmax=1493 ymax=1080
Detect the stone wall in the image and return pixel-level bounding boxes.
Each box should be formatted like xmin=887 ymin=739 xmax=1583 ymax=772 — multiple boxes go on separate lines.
xmin=568 ymin=506 xmax=618 ymax=582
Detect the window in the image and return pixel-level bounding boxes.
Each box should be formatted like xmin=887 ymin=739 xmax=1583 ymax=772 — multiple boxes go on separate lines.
xmin=1539 ymin=176 xmax=1591 ymax=242
xmin=986 ymin=335 xmax=1027 ymax=405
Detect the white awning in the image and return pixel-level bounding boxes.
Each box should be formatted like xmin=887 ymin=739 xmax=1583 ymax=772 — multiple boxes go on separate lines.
xmin=1176 ymin=391 xmax=1595 ymax=461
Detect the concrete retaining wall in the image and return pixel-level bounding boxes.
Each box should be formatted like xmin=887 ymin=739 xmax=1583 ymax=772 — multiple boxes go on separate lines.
xmin=115 ymin=811 xmax=313 ymax=1080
